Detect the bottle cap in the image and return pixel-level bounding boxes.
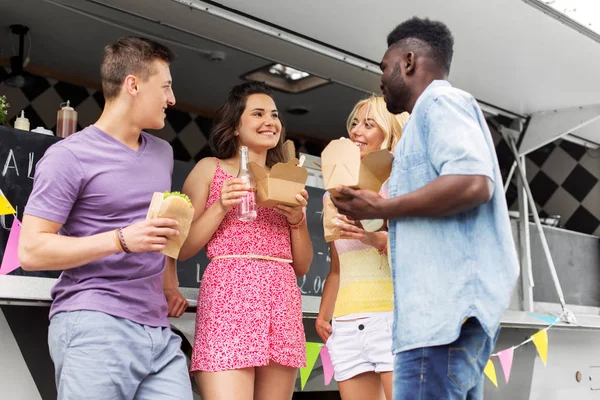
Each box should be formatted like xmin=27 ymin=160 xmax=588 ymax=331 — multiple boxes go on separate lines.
xmin=17 ymin=110 xmax=28 ymax=121
xmin=60 ymin=100 xmax=74 ymax=111
xmin=31 ymin=126 xmax=53 ymax=136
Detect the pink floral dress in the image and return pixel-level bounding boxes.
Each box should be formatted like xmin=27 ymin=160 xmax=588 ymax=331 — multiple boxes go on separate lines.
xmin=190 ymin=160 xmax=306 ymax=372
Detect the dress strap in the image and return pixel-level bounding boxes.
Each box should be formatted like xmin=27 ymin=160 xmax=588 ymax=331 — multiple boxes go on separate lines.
xmin=215 ymin=158 xmax=224 ymax=174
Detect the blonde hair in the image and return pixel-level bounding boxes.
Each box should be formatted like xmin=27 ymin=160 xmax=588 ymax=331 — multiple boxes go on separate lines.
xmin=346 ymin=96 xmax=409 ymax=152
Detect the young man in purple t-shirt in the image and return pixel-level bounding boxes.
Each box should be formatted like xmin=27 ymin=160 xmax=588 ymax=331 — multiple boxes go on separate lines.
xmin=19 ymin=37 xmax=193 ymax=399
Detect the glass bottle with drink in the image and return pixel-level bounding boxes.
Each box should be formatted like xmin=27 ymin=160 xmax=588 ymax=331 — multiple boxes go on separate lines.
xmin=237 ymin=146 xmax=257 ymax=221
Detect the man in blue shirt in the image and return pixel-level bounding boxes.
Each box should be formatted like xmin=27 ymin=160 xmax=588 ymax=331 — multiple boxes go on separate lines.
xmin=331 ymin=17 xmax=519 ymax=399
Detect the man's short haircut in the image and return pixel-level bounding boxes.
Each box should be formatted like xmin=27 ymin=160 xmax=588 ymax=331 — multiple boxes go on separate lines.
xmin=100 ymin=36 xmax=175 ymax=100
xmin=387 ymin=17 xmax=454 ymax=74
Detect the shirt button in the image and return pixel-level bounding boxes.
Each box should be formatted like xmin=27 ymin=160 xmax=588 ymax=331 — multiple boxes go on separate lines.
xmin=358 ymin=324 xmax=365 ymax=331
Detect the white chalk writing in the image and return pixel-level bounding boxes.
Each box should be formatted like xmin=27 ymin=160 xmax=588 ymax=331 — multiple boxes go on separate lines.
xmin=2 ymin=149 xmax=18 ymax=177
xmin=0 ymin=206 xmax=17 ymax=230
xmin=28 ymin=152 xmax=35 ymax=180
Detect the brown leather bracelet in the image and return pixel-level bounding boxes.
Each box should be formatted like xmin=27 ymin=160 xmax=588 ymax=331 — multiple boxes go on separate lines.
xmin=114 ymin=229 xmax=125 ymax=253
xmin=117 ymin=228 xmax=131 ymax=253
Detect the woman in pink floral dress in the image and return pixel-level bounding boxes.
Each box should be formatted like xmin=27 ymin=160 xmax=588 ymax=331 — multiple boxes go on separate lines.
xmin=179 ymin=82 xmax=313 ymax=400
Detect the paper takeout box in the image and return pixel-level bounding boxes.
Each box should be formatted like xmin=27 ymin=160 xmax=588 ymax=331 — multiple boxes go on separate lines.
xmin=146 ymin=192 xmax=194 ymax=259
xmin=323 ymin=195 xmax=352 ymax=242
xmin=248 ymin=140 xmax=308 ymax=208
xmin=249 ymin=158 xmax=308 ymax=208
xmin=321 ymin=139 xmax=393 ymax=197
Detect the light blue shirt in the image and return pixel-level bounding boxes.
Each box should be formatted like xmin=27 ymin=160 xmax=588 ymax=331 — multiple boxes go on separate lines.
xmin=388 ymin=80 xmax=519 ymax=353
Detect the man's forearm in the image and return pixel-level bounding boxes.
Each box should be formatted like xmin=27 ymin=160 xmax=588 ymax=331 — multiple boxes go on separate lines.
xmin=379 ymin=175 xmax=493 ymax=220
xmin=19 ymin=230 xmax=119 ymax=271
xmin=162 ymin=257 xmax=179 ymax=288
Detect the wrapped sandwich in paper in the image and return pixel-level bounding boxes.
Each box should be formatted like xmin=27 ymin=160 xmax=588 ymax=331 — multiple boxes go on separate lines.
xmin=146 ymin=191 xmax=195 ymax=259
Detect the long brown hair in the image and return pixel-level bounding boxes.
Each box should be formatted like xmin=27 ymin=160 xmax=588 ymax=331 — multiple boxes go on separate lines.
xmin=209 ymin=81 xmax=287 ymax=167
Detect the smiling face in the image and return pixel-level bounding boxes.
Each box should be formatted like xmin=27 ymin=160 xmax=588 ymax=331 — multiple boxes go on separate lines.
xmin=132 ymin=59 xmax=176 ymax=130
xmin=348 ymin=104 xmax=387 ymax=159
xmin=236 ymin=93 xmax=282 ymax=152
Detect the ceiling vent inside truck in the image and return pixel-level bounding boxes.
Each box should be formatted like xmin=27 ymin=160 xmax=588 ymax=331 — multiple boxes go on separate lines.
xmin=242 ymin=63 xmax=329 ymax=94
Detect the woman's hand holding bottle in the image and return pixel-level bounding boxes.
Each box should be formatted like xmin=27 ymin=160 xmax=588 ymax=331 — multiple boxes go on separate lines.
xmin=219 ymin=178 xmax=251 ymax=213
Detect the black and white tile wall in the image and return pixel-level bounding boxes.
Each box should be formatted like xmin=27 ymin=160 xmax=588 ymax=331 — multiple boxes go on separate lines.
xmin=2 ymin=66 xmax=599 ymax=235
xmin=0 ymin=66 xmax=215 ymax=162
xmin=491 ymin=128 xmax=600 ymax=236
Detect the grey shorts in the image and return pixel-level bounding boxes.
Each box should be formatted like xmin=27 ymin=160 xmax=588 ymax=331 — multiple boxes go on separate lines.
xmin=48 ymin=310 xmax=193 ymax=400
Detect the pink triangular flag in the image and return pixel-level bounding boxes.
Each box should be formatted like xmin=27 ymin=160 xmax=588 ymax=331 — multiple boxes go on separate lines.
xmin=497 ymin=347 xmax=514 ymax=384
xmin=0 ymin=218 xmax=21 ymax=275
xmin=320 ymin=345 xmax=334 ymax=385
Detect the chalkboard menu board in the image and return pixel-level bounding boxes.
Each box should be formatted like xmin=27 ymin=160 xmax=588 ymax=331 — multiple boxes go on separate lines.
xmin=297 ymin=186 xmax=329 ymax=296
xmin=0 ymin=126 xmax=329 ymax=296
xmin=0 ymin=126 xmax=61 ymax=279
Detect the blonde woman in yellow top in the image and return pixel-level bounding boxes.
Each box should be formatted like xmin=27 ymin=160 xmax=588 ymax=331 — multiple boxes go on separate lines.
xmin=317 ymin=96 xmax=408 ymax=400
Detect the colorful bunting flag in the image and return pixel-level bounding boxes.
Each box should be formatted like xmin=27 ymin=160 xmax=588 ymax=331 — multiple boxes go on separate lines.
xmin=484 ymin=359 xmax=498 ymax=388
xmin=482 ymin=313 xmax=561 ymax=387
xmin=300 ymin=342 xmax=323 ymax=390
xmin=497 ymin=347 xmax=514 ymax=384
xmin=532 ymin=330 xmax=548 ymax=365
xmin=0 ymin=218 xmax=21 ymax=275
xmin=320 ymin=345 xmax=334 ymax=386
xmin=0 ymin=192 xmax=16 ymax=216
xmin=529 ymin=313 xmax=559 ymax=325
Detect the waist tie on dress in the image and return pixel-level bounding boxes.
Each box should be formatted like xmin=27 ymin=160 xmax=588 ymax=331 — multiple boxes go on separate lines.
xmin=210 ymin=254 xmax=293 ymax=264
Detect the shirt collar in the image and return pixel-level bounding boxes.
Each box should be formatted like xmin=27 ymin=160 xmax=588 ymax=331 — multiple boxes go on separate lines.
xmin=412 ymin=80 xmax=451 ymax=112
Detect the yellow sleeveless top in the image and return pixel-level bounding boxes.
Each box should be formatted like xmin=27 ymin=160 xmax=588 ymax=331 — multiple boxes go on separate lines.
xmin=333 ymin=238 xmax=393 ymax=318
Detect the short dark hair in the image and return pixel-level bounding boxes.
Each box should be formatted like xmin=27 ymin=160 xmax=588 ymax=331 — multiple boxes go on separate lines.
xmin=101 ymin=36 xmax=175 ymax=100
xmin=209 ymin=81 xmax=287 ymax=167
xmin=387 ymin=17 xmax=454 ymax=74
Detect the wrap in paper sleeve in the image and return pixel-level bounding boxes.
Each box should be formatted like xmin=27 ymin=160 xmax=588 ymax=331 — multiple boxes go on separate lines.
xmin=146 ymin=191 xmax=194 ymax=259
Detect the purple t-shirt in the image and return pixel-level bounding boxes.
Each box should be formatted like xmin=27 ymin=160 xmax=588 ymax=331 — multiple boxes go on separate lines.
xmin=24 ymin=125 xmax=173 ymax=327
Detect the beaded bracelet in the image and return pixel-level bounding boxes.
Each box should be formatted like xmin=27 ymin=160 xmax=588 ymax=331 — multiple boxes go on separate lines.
xmin=289 ymin=211 xmax=306 ymax=229
xmin=117 ymin=228 xmax=131 ymax=254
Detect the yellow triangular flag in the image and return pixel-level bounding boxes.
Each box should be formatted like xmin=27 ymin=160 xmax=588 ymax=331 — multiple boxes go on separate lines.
xmin=532 ymin=329 xmax=548 ymax=365
xmin=484 ymin=359 xmax=498 ymax=387
xmin=299 ymin=342 xmax=323 ymax=390
xmin=0 ymin=193 xmax=16 ymax=216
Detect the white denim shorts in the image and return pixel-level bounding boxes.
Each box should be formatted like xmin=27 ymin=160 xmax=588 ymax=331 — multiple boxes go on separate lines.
xmin=326 ymin=311 xmax=394 ymax=381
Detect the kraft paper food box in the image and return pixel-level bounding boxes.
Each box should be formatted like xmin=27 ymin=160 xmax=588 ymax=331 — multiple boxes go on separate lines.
xmin=248 ymin=140 xmax=308 ymax=208
xmin=321 ymin=138 xmax=393 ymax=197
